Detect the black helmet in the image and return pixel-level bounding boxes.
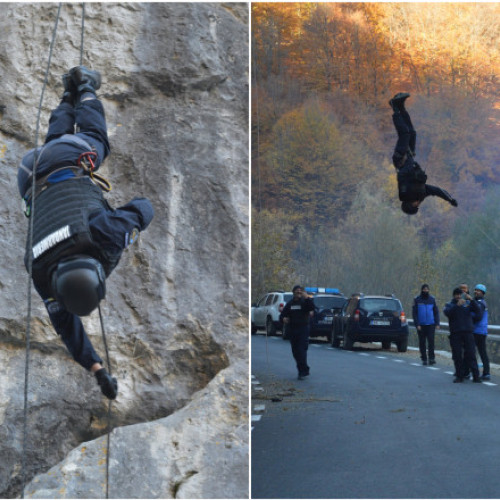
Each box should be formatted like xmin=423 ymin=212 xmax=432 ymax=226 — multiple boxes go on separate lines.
xmin=51 ymin=256 xmax=106 ymax=316
xmin=401 ymin=201 xmax=419 ymax=215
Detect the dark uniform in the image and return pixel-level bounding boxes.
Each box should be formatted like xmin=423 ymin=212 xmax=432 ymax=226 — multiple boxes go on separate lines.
xmin=18 ymin=96 xmax=154 ymax=372
xmin=443 ymin=293 xmax=481 ymax=382
xmin=390 ymin=94 xmax=457 ymax=213
xmin=280 ymin=296 xmax=314 ymax=378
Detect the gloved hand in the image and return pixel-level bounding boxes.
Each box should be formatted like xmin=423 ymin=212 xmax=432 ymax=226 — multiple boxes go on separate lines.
xmin=95 ymin=368 xmax=118 ymax=400
xmin=450 ymin=199 xmax=458 ymax=207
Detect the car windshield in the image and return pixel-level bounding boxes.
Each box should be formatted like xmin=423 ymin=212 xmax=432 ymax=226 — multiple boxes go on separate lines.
xmin=314 ymin=296 xmax=346 ymax=310
xmin=360 ymin=298 xmax=400 ymax=313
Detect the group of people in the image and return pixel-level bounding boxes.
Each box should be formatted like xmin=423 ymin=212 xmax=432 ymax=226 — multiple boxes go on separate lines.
xmin=414 ymin=283 xmax=490 ymax=383
xmin=280 ymin=283 xmax=491 ymax=384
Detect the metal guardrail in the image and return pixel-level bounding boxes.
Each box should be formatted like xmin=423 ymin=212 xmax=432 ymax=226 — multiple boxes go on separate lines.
xmin=407 ymin=319 xmax=500 ymax=340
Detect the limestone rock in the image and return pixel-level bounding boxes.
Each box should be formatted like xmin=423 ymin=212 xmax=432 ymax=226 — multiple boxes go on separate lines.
xmin=25 ymin=360 xmax=248 ymax=499
xmin=0 ymin=3 xmax=249 ymax=498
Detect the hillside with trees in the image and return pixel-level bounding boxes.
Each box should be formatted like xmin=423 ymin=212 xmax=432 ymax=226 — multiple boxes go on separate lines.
xmin=252 ymin=3 xmax=500 ymax=320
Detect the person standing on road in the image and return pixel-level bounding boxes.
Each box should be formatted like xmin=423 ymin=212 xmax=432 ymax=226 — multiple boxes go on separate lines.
xmin=280 ymin=285 xmax=315 ymax=380
xmin=472 ymin=284 xmax=490 ymax=380
xmin=412 ymin=284 xmax=440 ymax=365
xmin=443 ymin=288 xmax=482 ymax=383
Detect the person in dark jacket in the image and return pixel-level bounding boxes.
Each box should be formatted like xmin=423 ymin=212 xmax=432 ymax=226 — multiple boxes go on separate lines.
xmin=280 ymin=285 xmax=315 ymax=380
xmin=443 ymin=287 xmax=481 ymax=383
xmin=412 ymin=284 xmax=440 ymax=365
xmin=18 ymin=66 xmax=154 ymax=400
xmin=472 ymin=284 xmax=490 ymax=380
xmin=389 ymin=92 xmax=458 ymax=215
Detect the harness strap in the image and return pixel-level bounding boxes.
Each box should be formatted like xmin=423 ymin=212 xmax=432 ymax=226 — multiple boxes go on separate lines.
xmin=23 ymin=162 xmax=112 ymax=217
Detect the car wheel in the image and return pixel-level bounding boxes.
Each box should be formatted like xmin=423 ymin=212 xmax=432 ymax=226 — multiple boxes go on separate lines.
xmin=266 ymin=316 xmax=276 ymax=336
xmin=396 ymin=337 xmax=408 ymax=352
xmin=381 ymin=341 xmax=391 ymax=350
xmin=251 ymin=323 xmax=257 ymax=335
xmin=343 ymin=329 xmax=354 ymax=350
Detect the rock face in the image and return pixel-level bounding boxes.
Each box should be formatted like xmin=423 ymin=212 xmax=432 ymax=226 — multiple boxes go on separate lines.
xmin=0 ymin=3 xmax=249 ymax=498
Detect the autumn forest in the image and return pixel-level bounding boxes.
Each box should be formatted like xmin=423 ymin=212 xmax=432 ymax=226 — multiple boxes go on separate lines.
xmin=251 ymin=3 xmax=500 ymax=320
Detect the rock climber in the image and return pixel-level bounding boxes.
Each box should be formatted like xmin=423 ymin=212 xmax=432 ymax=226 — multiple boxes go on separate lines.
xmin=18 ymin=66 xmax=154 ymax=399
xmin=389 ymin=92 xmax=458 ymax=215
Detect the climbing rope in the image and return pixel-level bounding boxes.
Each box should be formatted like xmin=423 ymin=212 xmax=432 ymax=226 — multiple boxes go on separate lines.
xmin=98 ymin=304 xmax=112 ymax=499
xmin=22 ymin=5 xmax=62 ymax=497
xmin=22 ymin=4 xmax=113 ymax=498
xmin=80 ymin=3 xmax=85 ymax=66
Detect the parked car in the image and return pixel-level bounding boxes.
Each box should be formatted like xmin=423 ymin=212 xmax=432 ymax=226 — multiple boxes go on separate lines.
xmin=309 ymin=293 xmax=347 ymax=341
xmin=251 ymin=291 xmax=293 ymax=336
xmin=331 ymin=294 xmax=409 ymax=351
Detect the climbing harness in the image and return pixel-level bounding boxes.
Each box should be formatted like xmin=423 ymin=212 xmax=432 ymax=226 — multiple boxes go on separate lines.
xmin=78 ymin=150 xmax=112 ymax=192
xmin=22 ymin=4 xmax=112 ymax=498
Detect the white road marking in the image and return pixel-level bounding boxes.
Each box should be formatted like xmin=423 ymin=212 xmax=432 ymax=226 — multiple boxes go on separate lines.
xmin=254 ymin=405 xmax=266 ymax=413
xmin=393 ymin=359 xmax=405 ymax=363
xmin=427 ymin=367 xmax=440 ymax=370
xmin=376 ymin=356 xmax=387 ymax=359
xmin=411 ymin=363 xmax=422 ymax=366
xmin=359 ymin=353 xmax=370 ymax=356
xmin=252 ymin=415 xmax=262 ymax=422
xmin=445 ymin=371 xmax=454 ymax=375
xmin=483 ymin=381 xmax=497 ymax=386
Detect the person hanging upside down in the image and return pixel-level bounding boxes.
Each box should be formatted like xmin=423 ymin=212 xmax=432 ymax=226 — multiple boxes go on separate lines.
xmin=389 ymin=92 xmax=458 ymax=215
xmin=18 ymin=66 xmax=154 ymax=399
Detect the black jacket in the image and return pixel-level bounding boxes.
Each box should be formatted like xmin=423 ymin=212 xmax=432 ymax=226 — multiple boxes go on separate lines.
xmin=443 ymin=298 xmax=480 ymax=334
xmin=398 ymin=162 xmax=455 ymax=204
xmin=280 ymin=298 xmax=314 ymax=330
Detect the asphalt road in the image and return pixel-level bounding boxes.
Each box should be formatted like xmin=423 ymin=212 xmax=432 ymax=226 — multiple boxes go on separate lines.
xmin=251 ymin=334 xmax=500 ymax=499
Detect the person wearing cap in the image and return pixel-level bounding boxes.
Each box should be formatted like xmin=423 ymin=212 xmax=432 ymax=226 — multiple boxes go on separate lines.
xmin=412 ymin=284 xmax=440 ymax=365
xmin=18 ymin=66 xmax=154 ymax=399
xmin=280 ymin=285 xmax=315 ymax=380
xmin=389 ymin=92 xmax=458 ymax=215
xmin=443 ymin=287 xmax=482 ymax=383
xmin=472 ymin=284 xmax=490 ymax=380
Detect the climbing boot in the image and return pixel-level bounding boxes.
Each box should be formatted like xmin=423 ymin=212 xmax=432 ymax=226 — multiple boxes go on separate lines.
xmin=95 ymin=368 xmax=118 ymax=400
xmin=389 ymin=92 xmax=410 ymax=112
xmin=69 ymin=65 xmax=101 ymax=95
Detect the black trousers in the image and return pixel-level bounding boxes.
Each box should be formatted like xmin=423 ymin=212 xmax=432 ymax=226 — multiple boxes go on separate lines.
xmin=45 ymin=98 xmax=110 ymax=163
xmin=392 ymin=109 xmax=416 ymax=167
xmin=474 ymin=334 xmax=490 ymax=376
xmin=417 ymin=325 xmax=435 ymax=361
xmin=449 ymin=331 xmax=479 ymax=379
xmin=290 ymin=327 xmax=310 ymax=376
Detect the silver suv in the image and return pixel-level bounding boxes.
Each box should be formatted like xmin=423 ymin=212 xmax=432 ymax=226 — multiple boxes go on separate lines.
xmin=251 ymin=291 xmax=293 ymax=336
